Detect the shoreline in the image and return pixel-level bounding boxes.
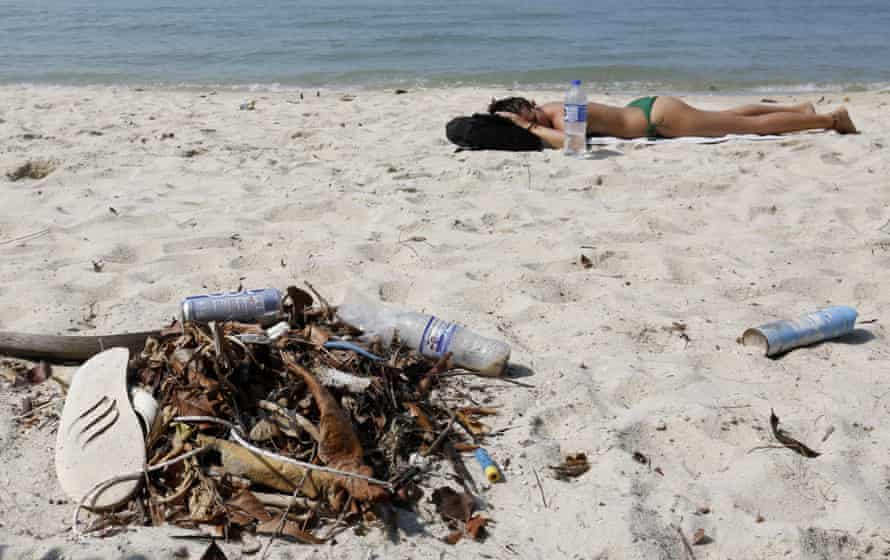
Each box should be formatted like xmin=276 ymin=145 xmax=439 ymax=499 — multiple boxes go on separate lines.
xmin=1 ymin=80 xmax=888 ymax=97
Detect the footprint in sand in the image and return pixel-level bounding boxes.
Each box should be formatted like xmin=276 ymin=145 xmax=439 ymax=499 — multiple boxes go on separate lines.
xmin=376 ymin=279 xmax=413 ymax=303
xmin=820 ymin=151 xmax=845 ymax=165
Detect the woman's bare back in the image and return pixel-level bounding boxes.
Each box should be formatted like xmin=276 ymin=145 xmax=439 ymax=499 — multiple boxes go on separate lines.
xmin=538 ymin=101 xmax=649 ymax=138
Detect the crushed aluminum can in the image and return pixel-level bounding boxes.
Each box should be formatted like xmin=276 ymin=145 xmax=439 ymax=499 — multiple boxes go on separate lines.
xmin=181 ymin=288 xmax=283 ymax=325
xmin=741 ymin=306 xmax=858 ymax=357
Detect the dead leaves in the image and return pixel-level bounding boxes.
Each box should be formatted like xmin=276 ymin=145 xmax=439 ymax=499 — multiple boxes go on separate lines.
xmin=549 ymin=452 xmax=590 ymax=480
xmin=225 ymin=489 xmax=272 ymax=526
xmin=432 ymin=487 xmax=487 ymax=544
xmin=455 ymin=407 xmax=497 ymax=438
xmin=102 ymin=284 xmax=502 ymax=545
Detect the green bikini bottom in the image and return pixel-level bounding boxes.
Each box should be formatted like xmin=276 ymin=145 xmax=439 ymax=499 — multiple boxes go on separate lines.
xmin=626 ymin=96 xmax=659 ymax=138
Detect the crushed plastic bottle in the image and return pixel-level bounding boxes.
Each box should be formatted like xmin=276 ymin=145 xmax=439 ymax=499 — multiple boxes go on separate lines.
xmin=336 ymin=296 xmax=511 ymax=377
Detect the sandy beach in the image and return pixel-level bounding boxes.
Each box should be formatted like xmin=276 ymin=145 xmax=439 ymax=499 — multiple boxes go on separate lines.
xmin=2 ymin=85 xmax=890 ymax=559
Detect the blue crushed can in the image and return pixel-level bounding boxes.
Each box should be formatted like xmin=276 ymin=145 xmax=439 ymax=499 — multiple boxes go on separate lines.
xmin=742 ymin=306 xmax=858 ymax=356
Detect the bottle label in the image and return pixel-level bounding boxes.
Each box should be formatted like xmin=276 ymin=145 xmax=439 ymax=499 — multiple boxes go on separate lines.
xmin=418 ymin=316 xmax=459 ymax=358
xmin=564 ymin=103 xmax=586 ymax=124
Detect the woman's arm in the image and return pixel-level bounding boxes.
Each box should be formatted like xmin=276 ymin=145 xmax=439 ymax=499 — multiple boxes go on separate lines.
xmin=495 ymin=112 xmax=565 ymax=149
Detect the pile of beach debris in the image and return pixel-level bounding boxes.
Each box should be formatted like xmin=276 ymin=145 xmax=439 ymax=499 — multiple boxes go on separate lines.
xmin=76 ymin=286 xmax=498 ymax=548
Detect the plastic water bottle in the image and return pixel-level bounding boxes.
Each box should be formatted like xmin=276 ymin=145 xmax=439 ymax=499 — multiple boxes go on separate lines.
xmin=336 ymin=298 xmax=511 ymax=377
xmin=563 ymin=79 xmax=587 ymax=158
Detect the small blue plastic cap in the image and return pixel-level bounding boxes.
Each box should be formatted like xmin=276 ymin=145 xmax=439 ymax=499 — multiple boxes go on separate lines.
xmin=572 ymin=79 xmax=581 ymax=85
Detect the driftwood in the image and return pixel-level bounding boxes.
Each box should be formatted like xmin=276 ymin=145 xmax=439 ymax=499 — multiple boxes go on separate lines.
xmin=0 ymin=330 xmax=160 ymax=362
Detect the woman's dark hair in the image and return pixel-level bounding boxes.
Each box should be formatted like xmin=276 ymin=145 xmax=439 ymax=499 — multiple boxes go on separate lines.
xmin=488 ymin=96 xmax=534 ymax=115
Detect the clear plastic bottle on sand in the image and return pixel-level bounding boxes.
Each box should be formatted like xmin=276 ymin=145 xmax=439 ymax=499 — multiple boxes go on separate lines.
xmin=336 ymin=297 xmax=511 ymax=377
xmin=563 ymin=79 xmax=587 ymax=158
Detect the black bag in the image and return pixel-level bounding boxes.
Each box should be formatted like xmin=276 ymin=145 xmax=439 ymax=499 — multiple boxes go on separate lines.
xmin=445 ymin=113 xmax=542 ymax=151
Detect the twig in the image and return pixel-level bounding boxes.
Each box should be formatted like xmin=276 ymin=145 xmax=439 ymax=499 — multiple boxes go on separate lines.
xmin=251 ymin=492 xmax=316 ymax=510
xmin=675 ymin=524 xmax=697 ymax=560
xmin=444 ymin=440 xmax=478 ymax=495
xmin=174 ymin=415 xmax=394 ymax=490
xmin=423 ymin=410 xmax=457 ymax=457
xmin=12 ymin=397 xmax=60 ymax=420
xmin=533 ymin=469 xmax=547 ymax=508
xmin=769 ymin=409 xmax=821 ymax=458
xmin=323 ymin=496 xmax=353 ymax=541
xmin=0 ymin=228 xmax=49 ymax=246
xmin=436 ymin=370 xmax=535 ymax=388
xmin=303 ymin=281 xmax=331 ymax=319
xmin=73 ymin=446 xmax=210 ymax=537
xmin=260 ymin=448 xmax=314 ymax=559
xmin=747 ymin=444 xmax=791 ymax=454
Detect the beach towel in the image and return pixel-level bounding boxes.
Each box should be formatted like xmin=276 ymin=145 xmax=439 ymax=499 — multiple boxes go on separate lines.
xmin=587 ymin=134 xmax=785 ymax=146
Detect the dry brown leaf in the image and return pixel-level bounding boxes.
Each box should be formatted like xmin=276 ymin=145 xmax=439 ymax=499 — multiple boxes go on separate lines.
xmin=444 ymin=530 xmax=463 ymax=545
xmin=405 ymin=402 xmax=434 ymax=434
xmin=282 ymin=353 xmax=387 ymax=502
xmin=188 ymin=367 xmax=220 ymax=392
xmin=188 ymin=478 xmax=223 ymax=523
xmin=249 ymin=418 xmax=282 ymax=442
xmin=173 ymin=389 xmax=217 ymax=417
xmin=459 ymin=406 xmax=499 ymax=417
xmin=286 ymin=285 xmax=314 ymax=324
xmin=770 ymin=409 xmax=821 ymax=458
xmin=256 ymin=519 xmax=325 ymax=545
xmin=549 ymin=452 xmax=590 ymax=479
xmin=225 ymin=489 xmax=273 ymax=526
xmin=691 ymin=528 xmax=707 ymax=545
xmin=455 ymin=410 xmax=489 ymax=437
xmin=466 ymin=514 xmax=488 ymax=540
xmin=431 ymin=487 xmax=474 ymax=523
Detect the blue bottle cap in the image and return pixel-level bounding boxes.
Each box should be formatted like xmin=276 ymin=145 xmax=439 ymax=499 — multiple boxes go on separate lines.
xmin=572 ymin=79 xmax=581 ymax=86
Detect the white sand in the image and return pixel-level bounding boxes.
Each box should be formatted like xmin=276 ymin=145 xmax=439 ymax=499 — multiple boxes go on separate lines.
xmin=1 ymin=85 xmax=890 ymax=558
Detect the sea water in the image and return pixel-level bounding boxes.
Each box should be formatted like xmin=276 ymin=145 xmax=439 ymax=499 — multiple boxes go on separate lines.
xmin=1 ymin=0 xmax=888 ymax=92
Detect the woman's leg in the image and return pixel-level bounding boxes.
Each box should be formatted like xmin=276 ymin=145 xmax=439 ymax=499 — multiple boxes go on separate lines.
xmin=652 ymin=96 xmax=856 ymax=137
xmin=726 ymin=102 xmax=815 ymax=116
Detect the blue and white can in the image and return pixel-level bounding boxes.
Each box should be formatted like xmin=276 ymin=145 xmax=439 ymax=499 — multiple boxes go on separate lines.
xmin=742 ymin=306 xmax=858 ymax=356
xmin=181 ymin=288 xmax=283 ymax=325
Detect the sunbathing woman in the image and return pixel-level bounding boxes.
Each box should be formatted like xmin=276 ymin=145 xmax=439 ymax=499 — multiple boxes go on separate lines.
xmin=489 ymin=95 xmax=858 ymax=148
